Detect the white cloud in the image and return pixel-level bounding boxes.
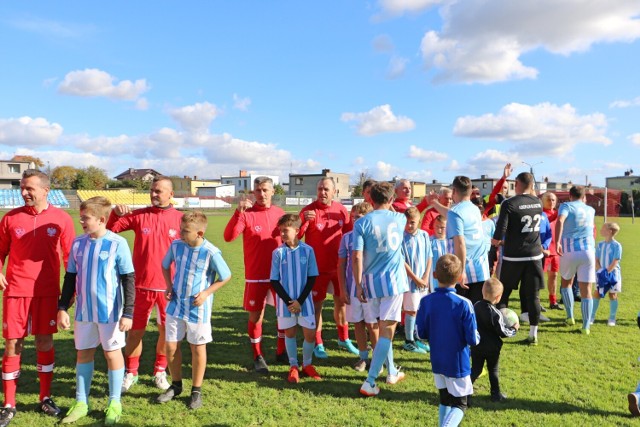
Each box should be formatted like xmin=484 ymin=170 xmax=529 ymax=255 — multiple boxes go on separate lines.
xmin=610 ymin=96 xmax=640 ymax=108
xmin=420 ymin=1 xmax=640 ymax=84
xmin=387 ymin=55 xmax=409 ymax=79
xmin=233 ymin=93 xmax=252 ymax=111
xmin=58 ymin=68 xmax=149 ymax=101
xmin=341 ymin=104 xmax=415 ymax=136
xmin=169 ymin=102 xmax=219 ymax=132
xmin=372 ymin=34 xmax=395 ymax=52
xmin=377 ymin=0 xmax=443 ymax=17
xmin=453 ymin=102 xmax=611 ymax=156
xmin=407 ymin=145 xmax=448 ymax=162
xmin=466 ymin=149 xmax=518 ymax=176
xmin=443 ymin=159 xmax=460 ymax=171
xmin=0 ymin=116 xmax=63 ymax=146
xmin=629 ymin=133 xmax=640 ymax=145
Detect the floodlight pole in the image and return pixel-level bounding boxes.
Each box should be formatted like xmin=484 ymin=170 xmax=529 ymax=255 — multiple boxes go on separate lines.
xmin=522 ymin=161 xmax=543 ymax=193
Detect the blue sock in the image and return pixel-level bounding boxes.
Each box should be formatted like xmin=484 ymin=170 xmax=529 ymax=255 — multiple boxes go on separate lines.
xmin=405 ymin=314 xmax=416 ymax=341
xmin=561 ymin=288 xmax=574 ymax=319
xmin=438 ymin=404 xmax=448 ymax=426
xmin=581 ymin=298 xmax=593 ymax=329
xmin=591 ymin=298 xmax=600 ymax=323
xmin=359 ymin=349 xmax=369 ymax=361
xmin=285 ymin=336 xmax=298 ymax=367
xmin=108 ymin=367 xmax=124 ymax=403
xmin=76 ymin=361 xmax=94 ymax=404
xmin=385 ymin=344 xmax=398 ymax=376
xmin=610 ymin=300 xmax=619 ymax=321
xmin=635 ymin=382 xmax=640 ymax=393
xmin=302 ymin=340 xmax=314 ymax=367
xmin=366 ymin=337 xmax=391 ymax=386
xmin=442 ymin=407 xmax=464 ymax=427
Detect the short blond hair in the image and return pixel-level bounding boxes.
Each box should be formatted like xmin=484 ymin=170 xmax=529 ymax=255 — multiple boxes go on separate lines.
xmin=352 ymin=202 xmax=373 ymax=216
xmin=80 ymin=196 xmax=111 ymax=219
xmin=278 ymin=213 xmax=301 ymax=229
xmin=404 ymin=206 xmax=420 ymax=220
xmin=603 ymin=222 xmax=620 ymax=236
xmin=434 ymin=254 xmax=463 ymax=286
xmin=182 ymin=210 xmax=208 ymax=231
xmin=482 ymin=278 xmax=504 ymax=299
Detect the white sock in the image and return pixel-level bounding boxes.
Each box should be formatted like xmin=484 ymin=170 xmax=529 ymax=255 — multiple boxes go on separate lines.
xmin=529 ymin=325 xmax=538 ymax=338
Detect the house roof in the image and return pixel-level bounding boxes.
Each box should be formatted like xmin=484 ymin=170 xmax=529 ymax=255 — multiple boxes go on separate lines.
xmin=114 ymin=168 xmax=162 ymax=180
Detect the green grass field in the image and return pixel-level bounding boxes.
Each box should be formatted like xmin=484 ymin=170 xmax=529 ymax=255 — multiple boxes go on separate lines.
xmin=1 ymin=211 xmax=639 ymax=426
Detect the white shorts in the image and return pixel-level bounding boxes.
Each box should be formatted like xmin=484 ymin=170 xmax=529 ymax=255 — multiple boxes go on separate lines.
xmin=74 ymin=321 xmax=125 ymax=352
xmin=560 ymin=250 xmax=596 ymax=283
xmin=433 ymin=373 xmax=473 ymax=397
xmin=346 ymin=297 xmax=377 ymax=324
xmin=367 ymin=294 xmax=403 ymax=322
xmin=277 ymin=314 xmax=316 ymax=330
xmin=403 ymin=290 xmax=428 ymax=312
xmin=165 ymin=314 xmax=212 ymax=345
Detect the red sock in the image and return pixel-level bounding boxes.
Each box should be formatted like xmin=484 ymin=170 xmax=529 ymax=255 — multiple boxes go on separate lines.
xmin=276 ymin=329 xmax=286 ymax=355
xmin=2 ymin=355 xmax=20 ymax=407
xmin=248 ymin=320 xmax=263 ymax=358
xmin=153 ymin=354 xmax=168 ymax=375
xmin=126 ymin=355 xmax=141 ymax=376
xmin=315 ymin=330 xmax=323 ymax=345
xmin=549 ymin=294 xmax=557 ymax=305
xmin=337 ymin=324 xmax=349 ymax=341
xmin=401 ymin=311 xmax=406 ymax=326
xmin=37 ymin=349 xmax=55 ymax=401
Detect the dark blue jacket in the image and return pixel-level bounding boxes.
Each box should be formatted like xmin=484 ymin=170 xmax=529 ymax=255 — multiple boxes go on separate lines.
xmin=417 ymin=287 xmax=480 ymax=378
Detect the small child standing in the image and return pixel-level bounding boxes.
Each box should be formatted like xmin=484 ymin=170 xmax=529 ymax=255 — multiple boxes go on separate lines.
xmin=470 ymin=278 xmax=518 ymax=403
xmin=417 ymin=254 xmax=479 ymax=427
xmin=430 ymin=215 xmax=453 ymax=291
xmin=402 ymin=207 xmax=432 ymax=354
xmin=157 ymin=211 xmax=232 ymax=409
xmin=590 ymin=222 xmax=622 ymax=326
xmin=338 ymin=202 xmax=378 ymax=371
xmin=57 ymin=196 xmax=135 ymax=425
xmin=270 ymin=214 xmax=321 ymax=383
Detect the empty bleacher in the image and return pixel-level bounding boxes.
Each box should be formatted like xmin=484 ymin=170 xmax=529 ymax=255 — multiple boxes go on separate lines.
xmin=0 ymin=189 xmax=70 ymax=208
xmin=77 ymin=190 xmax=150 ymax=206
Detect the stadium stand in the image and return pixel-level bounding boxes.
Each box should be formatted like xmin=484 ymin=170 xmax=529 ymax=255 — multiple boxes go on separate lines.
xmin=77 ymin=190 xmax=150 ymax=206
xmin=0 ymin=189 xmax=70 ymax=208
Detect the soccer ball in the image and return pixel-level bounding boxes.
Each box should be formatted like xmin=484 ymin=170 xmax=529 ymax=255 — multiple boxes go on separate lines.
xmin=500 ymin=308 xmax=519 ymax=328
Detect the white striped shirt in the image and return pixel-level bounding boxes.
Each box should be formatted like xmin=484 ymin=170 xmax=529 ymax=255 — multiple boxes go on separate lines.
xmin=403 ymin=230 xmax=432 ymax=293
xmin=270 ymin=242 xmax=319 ymax=317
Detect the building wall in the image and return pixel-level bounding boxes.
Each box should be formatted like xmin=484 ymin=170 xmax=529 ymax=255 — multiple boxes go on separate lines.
xmin=190 ymin=179 xmax=221 ymax=195
xmin=288 ymin=172 xmax=350 ymax=197
xmin=0 ymin=160 xmax=35 ymax=189
xmin=411 ymin=182 xmax=426 ymax=199
xmin=606 ymin=176 xmax=640 ymax=190
xmin=221 ymin=174 xmax=279 ymax=195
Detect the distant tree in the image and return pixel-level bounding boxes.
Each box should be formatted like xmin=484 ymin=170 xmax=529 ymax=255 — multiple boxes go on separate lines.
xmin=274 ymin=183 xmax=286 ymax=196
xmin=11 ymin=155 xmax=45 ymax=169
xmin=351 ymin=170 xmax=371 ymax=197
xmin=75 ymin=166 xmax=109 ymax=190
xmin=107 ymin=178 xmax=151 ymax=191
xmin=51 ymin=166 xmax=79 ymax=189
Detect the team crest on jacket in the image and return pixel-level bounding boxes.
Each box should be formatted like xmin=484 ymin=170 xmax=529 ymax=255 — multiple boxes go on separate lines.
xmin=169 ymin=229 xmax=177 ymax=238
xmin=47 ymin=227 xmax=57 ymax=237
xmin=197 ymin=259 xmax=206 ymax=269
xmin=99 ymin=251 xmax=109 ymax=260
xmin=316 ymin=224 xmax=324 ymax=230
xmin=254 ymin=225 xmax=262 ymax=232
xmin=300 ymin=256 xmax=307 ymax=264
xmin=14 ymin=227 xmax=26 ymax=238
xmin=338 ymin=220 xmax=343 ymax=227
xmin=142 ymin=227 xmax=151 ymax=235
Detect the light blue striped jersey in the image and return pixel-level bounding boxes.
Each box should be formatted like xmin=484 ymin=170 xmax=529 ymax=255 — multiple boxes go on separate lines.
xmin=430 ymin=236 xmax=454 ymax=289
xmin=162 ymin=239 xmax=231 ymax=324
xmin=596 ymin=239 xmax=622 ymax=283
xmin=353 ymin=209 xmax=409 ymax=299
xmin=338 ymin=231 xmax=357 ymax=298
xmin=67 ymin=231 xmax=134 ymax=323
xmin=447 ymin=201 xmax=490 ymax=283
xmin=403 ymin=230 xmax=433 ymax=293
xmin=558 ymin=201 xmax=595 ymax=252
xmin=270 ymin=242 xmax=319 ymax=317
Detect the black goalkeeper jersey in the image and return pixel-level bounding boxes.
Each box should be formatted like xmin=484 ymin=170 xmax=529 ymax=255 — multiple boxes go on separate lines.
xmin=493 ymin=194 xmax=543 ymax=261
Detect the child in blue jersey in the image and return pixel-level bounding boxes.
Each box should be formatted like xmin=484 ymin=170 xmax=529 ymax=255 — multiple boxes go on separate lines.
xmin=590 ymin=222 xmax=622 ymax=326
xmin=417 ymin=254 xmax=479 ymax=427
xmin=402 ymin=207 xmax=432 ymax=354
xmin=57 ymin=196 xmax=135 ymax=425
xmin=270 ymin=214 xmax=320 ymax=383
xmin=157 ymin=211 xmax=231 ymax=409
xmin=430 ymin=215 xmax=452 ymax=291
xmin=338 ymin=202 xmax=377 ymax=372
xmin=353 ymin=182 xmax=409 ymax=397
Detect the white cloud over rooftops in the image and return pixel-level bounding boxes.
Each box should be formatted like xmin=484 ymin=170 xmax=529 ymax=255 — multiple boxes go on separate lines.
xmin=0 ymin=116 xmax=62 ymax=146
xmin=407 ymin=145 xmax=448 ymax=162
xmin=341 ymin=104 xmax=415 ymax=136
xmin=58 ymin=68 xmax=149 ymax=101
xmin=169 ymin=102 xmax=219 ymax=133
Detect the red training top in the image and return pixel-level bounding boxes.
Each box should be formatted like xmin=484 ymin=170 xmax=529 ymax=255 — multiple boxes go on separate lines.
xmin=107 ymin=206 xmax=183 ymax=291
xmin=543 ymin=208 xmax=558 ymax=256
xmin=0 ymin=205 xmax=75 ymax=297
xmin=224 ymin=204 xmax=284 ymax=282
xmin=298 ymin=200 xmax=350 ymax=274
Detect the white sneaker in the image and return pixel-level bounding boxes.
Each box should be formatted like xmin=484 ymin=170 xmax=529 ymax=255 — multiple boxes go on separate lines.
xmin=121 ymin=372 xmax=138 ymax=393
xmin=360 ymin=380 xmax=380 ymax=397
xmin=386 ymin=370 xmax=406 ymax=385
xmin=519 ymin=312 xmax=529 ymax=323
xmin=539 ymin=314 xmax=550 ymax=322
xmin=608 ymin=320 xmax=616 ymax=327
xmin=154 ymin=371 xmax=171 ymax=390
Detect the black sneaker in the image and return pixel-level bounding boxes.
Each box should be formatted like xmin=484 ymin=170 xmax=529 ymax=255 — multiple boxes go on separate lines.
xmin=156 ymin=385 xmax=182 ymax=404
xmin=275 ymin=352 xmax=289 ymax=364
xmin=188 ymin=391 xmax=203 ymax=410
xmin=254 ymin=355 xmax=269 ymax=374
xmin=491 ymin=392 xmax=508 ymax=402
xmin=549 ymin=303 xmax=563 ymax=310
xmin=38 ymin=397 xmax=61 ymax=416
xmin=0 ymin=407 xmax=16 ymax=427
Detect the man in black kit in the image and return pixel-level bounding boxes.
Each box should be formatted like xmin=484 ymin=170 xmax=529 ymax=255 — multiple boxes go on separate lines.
xmin=491 ymin=172 xmax=544 ymax=346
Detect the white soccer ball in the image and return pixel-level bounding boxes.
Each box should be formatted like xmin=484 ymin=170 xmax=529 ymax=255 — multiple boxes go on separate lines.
xmin=500 ymin=308 xmax=519 ymax=329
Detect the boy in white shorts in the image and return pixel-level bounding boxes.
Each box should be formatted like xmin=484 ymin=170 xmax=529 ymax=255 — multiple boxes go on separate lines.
xmin=57 ymin=196 xmax=135 ymax=425
xmin=270 ymin=214 xmax=321 ymax=383
xmin=157 ymin=211 xmax=231 ymax=409
xmin=590 ymin=222 xmax=622 ymax=326
xmin=338 ymin=202 xmax=378 ymax=371
xmin=402 ymin=207 xmax=432 ymax=354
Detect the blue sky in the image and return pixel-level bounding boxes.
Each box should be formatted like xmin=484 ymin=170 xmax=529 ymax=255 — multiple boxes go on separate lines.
xmin=1 ymin=1 xmax=639 ymax=187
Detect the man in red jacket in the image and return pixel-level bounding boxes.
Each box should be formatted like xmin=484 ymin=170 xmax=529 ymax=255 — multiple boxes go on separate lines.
xmin=107 ymin=176 xmax=183 ymax=393
xmin=224 ymin=176 xmax=285 ymax=374
xmin=0 ymin=170 xmax=75 ymax=426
